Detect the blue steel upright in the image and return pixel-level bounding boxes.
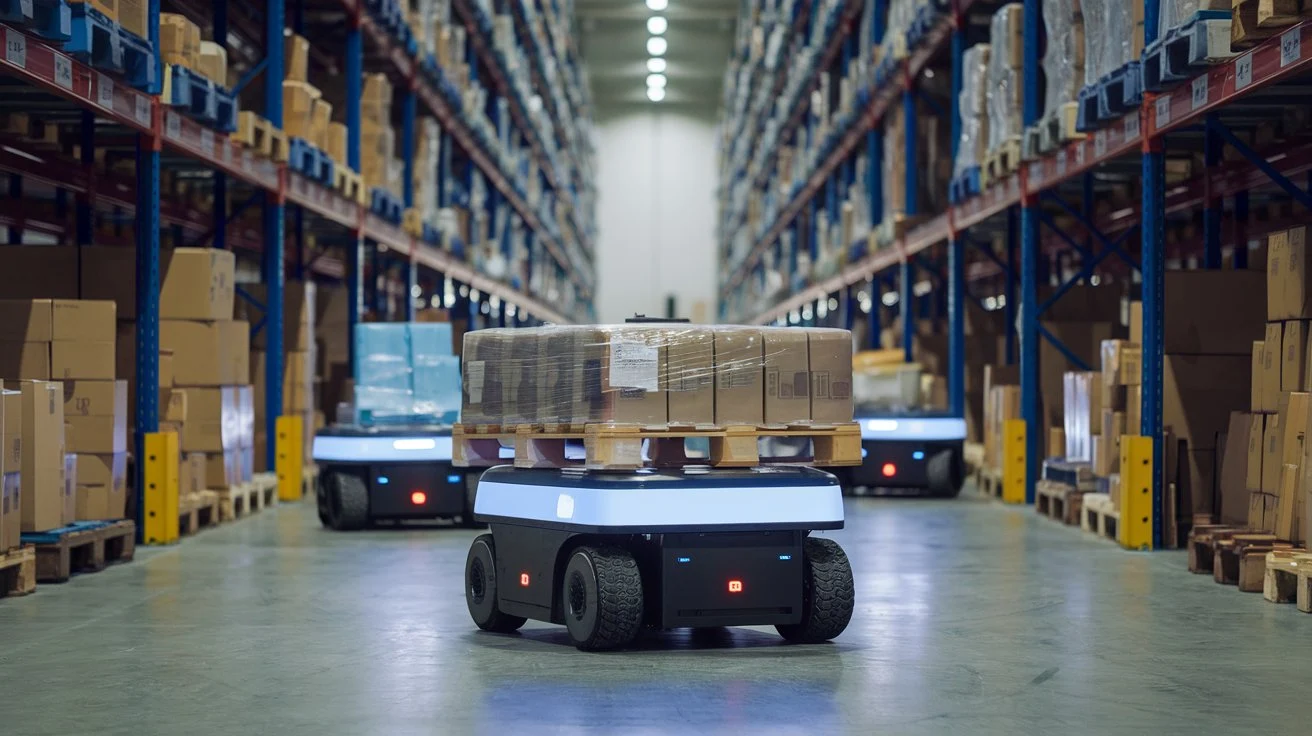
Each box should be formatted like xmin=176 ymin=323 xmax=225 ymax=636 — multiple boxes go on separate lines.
xmin=346 ymin=9 xmax=363 ymax=378
xmin=1019 ymin=0 xmax=1042 ymax=503
xmin=1141 ymin=0 xmax=1165 ymax=548
xmin=900 ymin=260 xmax=913 ymax=362
xmin=134 ymin=0 xmax=164 ymax=540
xmin=402 ymin=88 xmax=417 ymax=322
xmin=213 ymin=0 xmax=228 ymax=250
xmin=262 ymin=0 xmax=286 ymax=470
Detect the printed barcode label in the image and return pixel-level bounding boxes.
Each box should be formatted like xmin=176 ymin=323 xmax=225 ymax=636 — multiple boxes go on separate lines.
xmin=6 ymin=28 xmax=26 ymax=68
xmin=1281 ymin=27 xmax=1301 ymax=68
xmin=467 ymin=361 xmax=485 ymax=404
xmin=1235 ymin=52 xmax=1253 ymax=90
xmin=1190 ymin=75 xmax=1208 ymax=110
xmin=1155 ymin=97 xmax=1171 ymax=127
xmin=165 ymin=111 xmax=181 ymax=139
xmin=134 ymin=95 xmax=149 ymax=125
xmin=200 ymin=129 xmax=214 ymax=156
xmin=53 ymin=53 xmax=71 ymax=89
xmin=1124 ymin=112 xmax=1140 ymax=139
xmin=1094 ymin=130 xmax=1107 ymax=157
xmin=609 ymin=338 xmax=659 ymax=392
xmin=96 ymin=73 xmax=114 ymax=108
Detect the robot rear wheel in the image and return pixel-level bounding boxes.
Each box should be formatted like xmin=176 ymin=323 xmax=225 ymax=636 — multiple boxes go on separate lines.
xmin=561 ymin=546 xmax=645 ymax=651
xmin=465 ymin=534 xmax=528 ymax=633
xmin=775 ymin=537 xmax=855 ymax=644
xmin=321 ymin=470 xmax=369 ymax=531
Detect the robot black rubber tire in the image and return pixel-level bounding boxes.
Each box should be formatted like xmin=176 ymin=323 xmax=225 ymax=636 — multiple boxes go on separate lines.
xmin=776 ymin=537 xmax=855 ymax=644
xmin=465 ymin=535 xmax=527 ymax=633
xmin=926 ymin=448 xmax=964 ymax=498
xmin=325 ymin=471 xmax=369 ymax=531
xmin=562 ymin=546 xmax=644 ymax=651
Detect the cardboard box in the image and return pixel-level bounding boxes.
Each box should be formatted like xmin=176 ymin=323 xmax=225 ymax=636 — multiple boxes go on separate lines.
xmin=65 ymin=413 xmax=126 ymax=454
xmin=20 ymin=380 xmax=66 ymax=531
xmin=501 ymin=331 xmax=542 ymax=425
xmin=1163 ymin=270 xmax=1266 ymax=354
xmin=1217 ymin=413 xmax=1253 ymax=525
xmin=1100 ymin=340 xmax=1141 ymax=388
xmin=197 ymin=41 xmax=227 ymax=84
xmin=160 ymin=350 xmax=174 ymax=388
xmin=282 ymin=81 xmax=318 ymax=140
xmin=160 ymin=320 xmax=250 ymax=386
xmin=1247 ymin=413 xmax=1265 ymax=492
xmin=714 ymin=328 xmax=764 ymax=426
xmin=666 ymin=328 xmax=715 ymax=426
xmin=285 ymin=33 xmax=310 ymax=82
xmin=0 ymin=299 xmax=54 ymax=341
xmin=160 ymin=248 xmax=236 ymax=320
xmin=52 ymin=298 xmax=115 ymax=342
xmin=763 ymin=328 xmax=810 ymax=425
xmin=595 ymin=327 xmax=668 ymax=426
xmin=1285 ymin=225 xmax=1312 ymax=319
xmin=1263 ymin=411 xmax=1283 ymax=494
xmin=311 ymin=98 xmax=333 ymax=148
xmin=1048 ymin=427 xmax=1066 ymax=459
xmin=808 ymin=328 xmax=853 ymax=424
xmin=182 ymin=452 xmax=206 ymax=495
xmin=1281 ymin=393 xmax=1309 ymax=469
xmin=1285 ymin=320 xmax=1311 ymax=391
xmin=0 ymin=389 xmax=18 ymax=550
xmin=1252 ymin=340 xmax=1265 ymax=411
xmin=535 ymin=327 xmax=578 ymax=426
xmin=1270 ymin=228 xmax=1291 ymax=319
xmin=1261 ymin=324 xmax=1283 ymax=412
xmin=177 ymin=387 xmax=238 ymax=453
xmin=1249 ymin=490 xmax=1278 ymax=532
xmin=117 ymin=0 xmax=147 ymax=37
xmin=74 ymin=453 xmax=126 ymax=521
xmin=0 ymin=247 xmax=78 ymax=301
xmin=204 ymin=450 xmax=241 ymax=488
xmin=326 ymin=122 xmax=349 ymax=163
xmin=1063 ymin=372 xmax=1101 ymax=463
xmin=1276 ymin=463 xmax=1303 ymax=542
xmin=0 ymin=341 xmax=51 ymax=380
xmin=51 ymin=340 xmax=115 ymax=380
xmin=460 ymin=330 xmax=507 ymax=424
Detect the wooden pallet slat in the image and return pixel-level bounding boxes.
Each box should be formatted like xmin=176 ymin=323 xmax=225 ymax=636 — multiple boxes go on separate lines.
xmin=1036 ymin=480 xmax=1084 ymax=525
xmin=0 ymin=544 xmax=36 ymax=598
xmin=21 ymin=520 xmax=136 ymax=583
xmin=179 ymin=491 xmax=220 ymax=536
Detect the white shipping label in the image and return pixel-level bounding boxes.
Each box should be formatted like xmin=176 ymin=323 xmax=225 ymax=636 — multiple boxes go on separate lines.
xmin=1235 ymin=52 xmax=1253 ymax=90
xmin=53 ymin=53 xmax=71 ymax=89
xmin=609 ymin=338 xmax=659 ymax=392
xmin=96 ymin=72 xmax=114 ymax=108
xmin=6 ymin=28 xmax=26 ymax=68
xmin=467 ymin=360 xmax=486 ymax=404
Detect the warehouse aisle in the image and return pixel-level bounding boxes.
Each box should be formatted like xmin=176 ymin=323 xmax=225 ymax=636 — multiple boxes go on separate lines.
xmin=1 ymin=490 xmax=1308 ymax=735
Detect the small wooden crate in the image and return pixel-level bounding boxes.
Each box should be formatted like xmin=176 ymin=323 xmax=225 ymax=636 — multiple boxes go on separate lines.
xmin=1263 ymin=548 xmax=1312 ymax=610
xmin=0 ymin=544 xmax=36 ymax=598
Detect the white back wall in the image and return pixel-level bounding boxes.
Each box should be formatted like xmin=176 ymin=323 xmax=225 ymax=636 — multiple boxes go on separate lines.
xmin=595 ymin=110 xmax=718 ymax=323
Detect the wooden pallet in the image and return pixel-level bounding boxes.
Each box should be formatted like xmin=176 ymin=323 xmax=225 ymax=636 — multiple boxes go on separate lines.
xmin=302 ymin=463 xmax=321 ymax=498
xmin=179 ymin=491 xmax=220 ymax=536
xmin=979 ymin=466 xmax=1003 ymax=499
xmin=453 ymin=422 xmax=863 ymax=471
xmin=1213 ymin=533 xmax=1282 ymax=587
xmin=1036 ymin=479 xmax=1084 ymax=525
xmin=334 ymin=164 xmax=365 ymax=204
xmin=252 ymin=471 xmax=280 ymax=508
xmin=21 ymin=520 xmax=136 ymax=583
xmin=1263 ymin=548 xmax=1312 ymax=611
xmin=982 ymin=137 xmax=1021 ymax=186
xmin=0 ymin=545 xmax=36 ymax=598
xmin=1187 ymin=524 xmax=1242 ymax=573
xmin=1231 ymin=0 xmax=1303 ymax=48
xmin=235 ymin=111 xmax=289 ymax=162
xmin=1080 ymin=492 xmax=1119 ymax=541
xmin=215 ymin=480 xmax=272 ymax=522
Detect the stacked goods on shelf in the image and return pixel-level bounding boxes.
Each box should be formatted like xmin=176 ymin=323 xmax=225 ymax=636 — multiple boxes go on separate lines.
xmin=1077 ymin=0 xmax=1144 ymax=129
xmin=459 ymin=325 xmax=853 ymax=431
xmin=361 ymin=73 xmax=404 ymax=201
xmin=152 ymin=249 xmax=253 ymax=493
xmin=1090 ymin=339 xmax=1141 ymax=501
xmin=952 ymin=44 xmax=991 ymax=194
xmin=983 ymin=4 xmax=1023 ymax=181
xmin=0 ymin=299 xmax=125 ymax=524
xmin=1027 ymin=0 xmax=1085 ymax=154
xmin=237 ymin=283 xmax=318 ymax=473
xmin=410 ymin=118 xmax=444 ymax=235
xmin=851 ymin=349 xmax=947 ymax=414
xmin=160 ymin=14 xmax=202 ymax=70
xmin=880 ymin=75 xmax=952 ymax=243
xmin=881 ymin=0 xmax=917 ymax=63
xmin=160 ymin=13 xmax=238 ymax=129
xmin=355 ymin=322 xmax=461 ymax=426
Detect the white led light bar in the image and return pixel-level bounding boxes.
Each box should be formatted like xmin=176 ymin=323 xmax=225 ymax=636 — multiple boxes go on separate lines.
xmin=859 ymin=416 xmax=967 ymax=441
xmin=312 ymin=435 xmax=454 ymax=462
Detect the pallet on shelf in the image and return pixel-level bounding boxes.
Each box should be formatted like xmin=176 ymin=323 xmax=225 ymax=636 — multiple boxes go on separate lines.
xmin=369 ymin=187 xmax=404 ymax=224
xmin=65 ymin=2 xmax=155 ymax=91
xmin=2 ymin=0 xmax=74 ymax=44
xmin=1230 ymin=0 xmax=1301 ymax=48
xmin=20 ymin=520 xmax=135 ymax=583
xmin=164 ymin=64 xmax=238 ymax=133
xmin=1023 ymin=102 xmax=1084 ymax=160
xmin=453 ymin=422 xmax=863 ymax=471
xmin=179 ymin=491 xmax=220 ymax=536
xmin=1263 ymin=548 xmax=1312 ymax=610
xmin=948 ymin=166 xmax=981 ymax=204
xmin=288 ymin=137 xmax=334 ymax=186
xmin=333 ymin=164 xmax=365 ymax=204
xmin=235 ymin=112 xmax=289 ymax=162
xmin=982 ymin=137 xmax=1020 ymax=187
xmin=0 ymin=545 xmax=36 ymax=598
xmin=1036 ymin=479 xmax=1084 ymax=525
xmin=1142 ymin=10 xmax=1235 ymax=92
xmin=1080 ymin=492 xmax=1119 ymax=542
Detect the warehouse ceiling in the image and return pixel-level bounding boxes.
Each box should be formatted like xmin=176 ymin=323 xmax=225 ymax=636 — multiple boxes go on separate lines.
xmin=575 ymin=0 xmax=738 ymax=118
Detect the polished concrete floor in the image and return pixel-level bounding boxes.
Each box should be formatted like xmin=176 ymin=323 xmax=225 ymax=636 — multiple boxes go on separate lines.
xmin=1 ymin=485 xmax=1309 ymax=735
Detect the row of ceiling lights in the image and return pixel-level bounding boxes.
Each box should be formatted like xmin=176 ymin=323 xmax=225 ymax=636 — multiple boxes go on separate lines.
xmin=646 ymin=0 xmax=667 ymax=101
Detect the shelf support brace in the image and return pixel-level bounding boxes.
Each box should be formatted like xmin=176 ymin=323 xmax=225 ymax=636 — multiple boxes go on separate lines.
xmin=262 ymin=0 xmax=286 ymax=471
xmin=900 ymin=259 xmax=914 ymax=362
xmin=948 ymin=236 xmax=965 ymax=417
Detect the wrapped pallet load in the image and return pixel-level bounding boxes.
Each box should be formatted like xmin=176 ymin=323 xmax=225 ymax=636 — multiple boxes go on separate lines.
xmin=953 ymin=44 xmax=991 ymax=182
xmin=985 ymin=4 xmax=1024 ymax=167
xmin=1039 ymin=0 xmax=1085 ymax=139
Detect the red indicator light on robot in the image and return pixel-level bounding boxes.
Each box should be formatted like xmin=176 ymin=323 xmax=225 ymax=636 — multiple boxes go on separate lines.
xmin=520 ymin=573 xmax=530 ymax=587
xmin=410 ymin=490 xmax=427 ymax=505
xmin=728 ymin=580 xmax=743 ymax=593
xmin=881 ymin=462 xmax=897 ymax=477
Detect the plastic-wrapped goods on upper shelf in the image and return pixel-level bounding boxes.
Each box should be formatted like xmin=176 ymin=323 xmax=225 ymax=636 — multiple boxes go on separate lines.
xmin=953 ymin=44 xmax=991 ymax=178
xmin=1083 ymin=0 xmax=1143 ymax=86
xmin=985 ymin=5 xmax=1024 ymax=154
xmin=354 ymin=322 xmax=460 ymax=427
xmin=1041 ymin=0 xmax=1085 ymax=117
xmin=1157 ymin=0 xmax=1228 ymax=37
xmin=460 ymin=325 xmax=854 ymax=428
xmin=883 ymin=0 xmax=918 ymax=61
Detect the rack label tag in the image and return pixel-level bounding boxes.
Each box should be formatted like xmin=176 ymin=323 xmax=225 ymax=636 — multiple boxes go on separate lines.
xmin=200 ymin=129 xmax=214 ymax=157
xmin=1190 ymin=75 xmax=1208 ymax=110
xmin=165 ymin=111 xmax=181 ymax=140
xmin=5 ymin=29 xmax=26 ymax=68
xmin=1282 ymin=28 xmax=1301 ymax=68
xmin=1124 ymin=113 xmax=1140 ymax=139
xmin=134 ymin=96 xmax=149 ymax=126
xmin=1235 ymin=52 xmax=1253 ymax=90
xmin=1094 ymin=130 xmax=1107 ymax=157
xmin=53 ymin=54 xmax=71 ymax=89
xmin=1055 ymin=150 xmax=1067 ymax=175
xmin=1155 ymin=97 xmax=1171 ymax=127
xmin=96 ymin=73 xmax=114 ymax=109
xmin=1075 ymin=143 xmax=1086 ymax=166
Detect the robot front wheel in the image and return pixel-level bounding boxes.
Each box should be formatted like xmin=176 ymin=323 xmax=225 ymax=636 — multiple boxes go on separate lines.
xmin=776 ymin=537 xmax=855 ymax=644
xmin=318 ymin=471 xmax=369 ymax=531
xmin=465 ymin=535 xmax=528 ymax=633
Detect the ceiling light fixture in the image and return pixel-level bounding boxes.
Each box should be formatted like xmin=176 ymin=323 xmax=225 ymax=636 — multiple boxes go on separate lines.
xmin=647 ymin=16 xmax=667 ymax=35
xmin=646 ymin=73 xmax=666 ymax=88
xmin=646 ymin=0 xmax=668 ymax=10
xmin=647 ymin=57 xmax=666 ymax=73
xmin=647 ymin=36 xmax=667 ymax=56
xmin=647 ymin=86 xmax=666 ymax=102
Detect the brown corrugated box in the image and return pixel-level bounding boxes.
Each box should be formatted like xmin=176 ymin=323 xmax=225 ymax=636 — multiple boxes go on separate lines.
xmin=1165 ymin=353 xmax=1251 ymax=455
xmin=0 ymin=247 xmax=78 ymax=301
xmin=1263 ymin=408 xmax=1283 ymax=494
xmin=536 ymin=327 xmax=579 ymax=425
xmin=0 ymin=299 xmax=54 ymax=341
xmin=1268 ymin=229 xmax=1288 ymax=320
xmin=1218 ymin=412 xmax=1254 ymax=526
xmin=51 ymin=340 xmax=115 ymax=380
xmin=160 ymin=320 xmax=250 ymax=386
xmin=1247 ymin=413 xmax=1265 ymax=492
xmin=52 ymin=299 xmax=114 ymax=341
xmin=182 ymin=452 xmax=206 ymax=495
xmin=808 ymin=328 xmax=853 ymax=424
xmin=21 ymin=380 xmax=66 ymax=532
xmin=74 ymin=453 xmax=126 ymax=521
xmin=596 ymin=327 xmax=668 ymax=426
xmin=666 ymin=328 xmax=715 ymax=426
xmin=1284 ymin=226 xmax=1312 ymax=320
xmin=160 ymin=248 xmax=236 ymax=320
xmin=1251 ymin=340 xmax=1265 ymax=411
xmin=1163 ymin=271 xmax=1265 ymax=354
xmin=62 ymin=379 xmax=127 ymax=454
xmin=461 ymin=330 xmax=509 ymax=424
xmin=1285 ymin=320 xmax=1311 ymax=392
xmin=0 ymin=388 xmax=19 ymax=550
xmin=0 ymin=341 xmax=51 ymax=380
xmin=176 ymin=387 xmax=238 ymax=453
xmin=503 ymin=330 xmax=543 ymax=425
xmin=1261 ymin=324 xmax=1282 ymax=413
xmin=763 ymin=328 xmax=809 ymax=425
xmin=714 ymin=328 xmax=763 ymax=426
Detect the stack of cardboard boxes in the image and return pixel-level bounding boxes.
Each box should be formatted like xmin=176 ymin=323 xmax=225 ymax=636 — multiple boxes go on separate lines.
xmin=160 ymin=13 xmax=230 ymax=89
xmin=73 ymin=1 xmax=148 ymax=39
xmin=281 ymin=33 xmax=335 ymax=153
xmin=0 ymin=299 xmax=128 ymax=525
xmin=461 ymin=326 xmax=854 ymax=428
xmin=361 ymin=73 xmax=403 ymax=199
xmin=239 ymin=283 xmax=317 ymax=472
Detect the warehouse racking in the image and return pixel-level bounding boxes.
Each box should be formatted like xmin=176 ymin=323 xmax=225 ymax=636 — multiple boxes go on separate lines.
xmin=718 ymin=0 xmax=1312 ymax=549
xmin=0 ymin=0 xmax=595 ymax=541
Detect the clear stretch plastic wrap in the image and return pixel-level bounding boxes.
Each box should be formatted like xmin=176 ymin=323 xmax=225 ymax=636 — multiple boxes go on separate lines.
xmin=884 ymin=0 xmax=916 ymax=57
xmin=1085 ymin=0 xmax=1135 ymax=85
xmin=1041 ymin=0 xmax=1083 ymax=115
xmin=985 ymin=5 xmax=1023 ymax=151
xmin=953 ymin=43 xmax=991 ymax=177
xmin=1159 ymin=0 xmax=1228 ymax=37
xmin=354 ymin=322 xmax=461 ymax=425
xmin=460 ymin=325 xmax=855 ymax=427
